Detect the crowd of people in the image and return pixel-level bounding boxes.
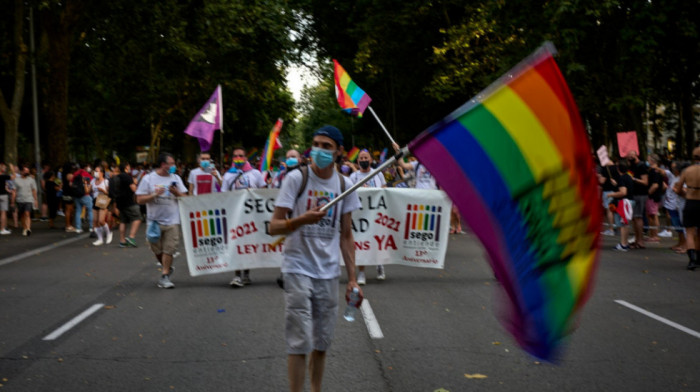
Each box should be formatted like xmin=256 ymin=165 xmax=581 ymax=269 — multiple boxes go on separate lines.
xmin=6 ymin=129 xmax=700 ymax=391
xmin=597 ymin=148 xmax=700 ymax=271
xmin=0 ymin=135 xmax=456 ymax=285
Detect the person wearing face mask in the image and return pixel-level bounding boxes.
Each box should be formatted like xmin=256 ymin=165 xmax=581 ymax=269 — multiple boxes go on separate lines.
xmin=135 ymin=153 xmax=188 ymax=289
xmin=271 ymin=149 xmax=302 ymax=189
xmin=14 ymin=164 xmax=38 ymax=236
xmin=188 ymin=152 xmax=222 ymax=195
xmin=349 ymin=149 xmax=387 ymax=284
xmin=269 ymin=125 xmax=363 ymax=392
xmin=222 ymin=147 xmax=267 ymax=288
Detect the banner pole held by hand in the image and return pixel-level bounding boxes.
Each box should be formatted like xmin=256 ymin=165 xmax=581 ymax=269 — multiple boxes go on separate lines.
xmin=269 ymin=147 xmax=408 ymax=247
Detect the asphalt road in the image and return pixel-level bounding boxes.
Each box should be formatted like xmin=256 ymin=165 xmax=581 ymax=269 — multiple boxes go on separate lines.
xmin=0 ymin=221 xmax=698 ymax=391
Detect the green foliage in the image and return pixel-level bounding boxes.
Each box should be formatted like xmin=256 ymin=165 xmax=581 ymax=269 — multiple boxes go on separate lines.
xmin=295 ymin=0 xmax=700 ymax=158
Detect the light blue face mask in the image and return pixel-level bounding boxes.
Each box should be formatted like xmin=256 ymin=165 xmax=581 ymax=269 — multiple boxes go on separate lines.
xmin=310 ymin=147 xmax=335 ymax=169
xmin=285 ymin=157 xmax=298 ymax=168
xmin=168 ymin=165 xmax=177 ymax=174
xmin=200 ymin=160 xmax=211 ymax=169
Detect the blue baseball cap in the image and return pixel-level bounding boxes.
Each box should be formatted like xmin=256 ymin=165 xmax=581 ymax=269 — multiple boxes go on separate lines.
xmin=313 ymin=125 xmax=344 ymax=148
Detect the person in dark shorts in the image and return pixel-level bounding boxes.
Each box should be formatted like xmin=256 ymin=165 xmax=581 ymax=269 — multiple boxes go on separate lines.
xmin=112 ymin=163 xmax=142 ymax=248
xmin=673 ymin=146 xmax=700 ymax=270
xmin=627 ymin=151 xmax=649 ymax=249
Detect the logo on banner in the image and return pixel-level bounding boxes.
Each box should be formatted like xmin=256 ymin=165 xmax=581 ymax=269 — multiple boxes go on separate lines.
xmin=403 ymin=204 xmax=443 ymax=248
xmin=189 ymin=208 xmax=228 ymax=255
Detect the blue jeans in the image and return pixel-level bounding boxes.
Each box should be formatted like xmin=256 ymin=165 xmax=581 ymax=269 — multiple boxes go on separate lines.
xmin=74 ymin=195 xmax=93 ymax=231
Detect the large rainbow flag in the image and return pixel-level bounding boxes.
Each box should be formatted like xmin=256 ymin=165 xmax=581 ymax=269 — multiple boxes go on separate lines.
xmin=408 ymin=42 xmax=601 ymax=360
xmin=260 ymin=118 xmax=283 ymax=172
xmin=333 ymin=59 xmax=372 ymax=117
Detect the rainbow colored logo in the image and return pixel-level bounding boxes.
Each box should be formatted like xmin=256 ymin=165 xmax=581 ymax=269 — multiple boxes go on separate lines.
xmin=404 ymin=204 xmax=442 ymax=242
xmin=189 ymin=209 xmax=228 ymax=248
xmin=307 ymin=190 xmax=339 ymax=227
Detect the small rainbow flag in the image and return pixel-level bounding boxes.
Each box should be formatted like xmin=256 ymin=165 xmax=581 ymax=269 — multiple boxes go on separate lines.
xmin=247 ymin=147 xmax=259 ymax=161
xmin=333 ymin=60 xmax=371 ymax=117
xmin=260 ymin=118 xmax=283 ymax=172
xmin=408 ymin=42 xmax=601 ymax=361
xmin=346 ymin=147 xmax=360 ymax=162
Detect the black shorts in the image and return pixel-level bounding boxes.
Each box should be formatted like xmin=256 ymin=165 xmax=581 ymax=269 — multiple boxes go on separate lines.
xmin=17 ymin=202 xmax=33 ymax=214
xmin=119 ymin=204 xmax=142 ymax=223
xmin=683 ymin=199 xmax=700 ymax=228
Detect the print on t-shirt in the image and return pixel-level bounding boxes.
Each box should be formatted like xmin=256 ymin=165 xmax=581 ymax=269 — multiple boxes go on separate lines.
xmin=195 ymin=174 xmax=214 ymax=194
xmin=302 ymin=188 xmax=340 ymax=238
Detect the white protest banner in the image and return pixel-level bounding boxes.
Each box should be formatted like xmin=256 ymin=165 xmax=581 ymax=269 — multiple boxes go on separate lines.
xmin=178 ymin=188 xmax=451 ymax=277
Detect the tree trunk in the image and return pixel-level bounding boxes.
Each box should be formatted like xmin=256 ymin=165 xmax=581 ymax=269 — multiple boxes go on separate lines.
xmin=675 ymin=102 xmax=685 ymax=160
xmin=681 ymin=89 xmax=695 ymax=159
xmin=39 ymin=1 xmax=83 ymax=166
xmin=0 ymin=0 xmax=27 ymax=165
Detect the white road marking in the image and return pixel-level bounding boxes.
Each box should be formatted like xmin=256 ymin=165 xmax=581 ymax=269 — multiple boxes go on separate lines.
xmin=615 ymin=300 xmax=700 ymax=339
xmin=360 ymin=300 xmax=384 ymax=339
xmin=42 ymin=303 xmax=105 ymax=341
xmin=0 ymin=233 xmax=90 ymax=267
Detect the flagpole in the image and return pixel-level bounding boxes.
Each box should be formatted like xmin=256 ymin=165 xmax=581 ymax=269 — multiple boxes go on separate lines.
xmin=219 ymin=127 xmax=224 ymax=169
xmin=367 ymin=106 xmax=397 ymax=146
xmin=268 ymin=147 xmax=408 ymax=247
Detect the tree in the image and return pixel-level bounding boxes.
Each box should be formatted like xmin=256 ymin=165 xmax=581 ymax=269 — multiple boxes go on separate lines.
xmin=0 ymin=0 xmax=27 ymax=165
xmin=38 ymin=0 xmax=85 ymax=165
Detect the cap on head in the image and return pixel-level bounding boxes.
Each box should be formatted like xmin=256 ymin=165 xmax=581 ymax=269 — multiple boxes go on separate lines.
xmin=313 ymin=125 xmax=343 ymax=148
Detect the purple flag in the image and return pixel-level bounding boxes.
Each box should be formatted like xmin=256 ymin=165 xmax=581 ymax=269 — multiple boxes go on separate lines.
xmin=184 ymin=85 xmax=223 ymax=151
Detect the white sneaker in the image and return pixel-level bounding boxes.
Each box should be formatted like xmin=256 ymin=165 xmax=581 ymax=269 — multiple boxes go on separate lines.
xmin=0 ymin=229 xmax=10 ymax=235
xmin=601 ymin=229 xmax=615 ymax=236
xmin=75 ymin=229 xmax=83 ymax=234
xmin=229 ymin=276 xmax=244 ymax=288
xmin=56 ymin=210 xmax=65 ymax=217
xmin=377 ymin=265 xmax=386 ymax=281
xmin=157 ymin=275 xmax=175 ymax=289
xmin=106 ymin=231 xmax=113 ymax=244
xmin=357 ymin=271 xmax=366 ymax=285
xmin=658 ymin=230 xmax=672 ymax=238
xmin=92 ymin=239 xmax=104 ymax=246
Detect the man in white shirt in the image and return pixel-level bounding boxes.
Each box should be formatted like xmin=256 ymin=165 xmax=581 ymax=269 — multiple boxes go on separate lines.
xmin=14 ymin=165 xmax=38 ymax=236
xmin=136 ymin=153 xmax=188 ymax=289
xmin=222 ymin=147 xmax=266 ymax=287
xmin=187 ymin=152 xmax=222 ymax=195
xmin=269 ymin=125 xmax=363 ymax=392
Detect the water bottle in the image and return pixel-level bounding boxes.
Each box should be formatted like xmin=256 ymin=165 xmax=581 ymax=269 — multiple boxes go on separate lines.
xmin=343 ymin=287 xmax=360 ymax=322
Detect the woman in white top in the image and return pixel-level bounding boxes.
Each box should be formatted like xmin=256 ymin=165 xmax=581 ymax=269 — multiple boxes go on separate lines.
xmin=90 ymin=167 xmax=112 ymax=246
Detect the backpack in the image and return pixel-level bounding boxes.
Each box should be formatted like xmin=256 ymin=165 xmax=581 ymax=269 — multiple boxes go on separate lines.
xmin=72 ymin=175 xmax=88 ymax=197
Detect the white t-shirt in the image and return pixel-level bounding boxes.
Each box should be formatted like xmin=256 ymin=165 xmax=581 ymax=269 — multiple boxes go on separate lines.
xmin=349 ymin=170 xmax=386 ymax=188
xmin=411 ymin=161 xmax=437 ymax=189
xmin=14 ymin=176 xmax=37 ymax=203
xmin=187 ymin=167 xmax=220 ymax=195
xmin=90 ymin=178 xmax=108 ymax=198
xmin=221 ymin=168 xmax=266 ymax=191
xmin=275 ymin=169 xmax=361 ymax=279
xmin=135 ymin=172 xmax=187 ymax=225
